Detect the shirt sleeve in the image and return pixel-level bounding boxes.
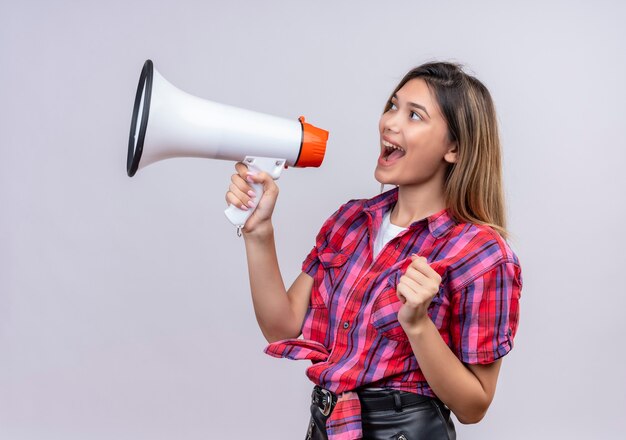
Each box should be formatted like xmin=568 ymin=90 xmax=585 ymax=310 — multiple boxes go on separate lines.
xmin=301 ymin=201 xmax=351 ymax=277
xmin=449 ymin=260 xmax=522 ymax=364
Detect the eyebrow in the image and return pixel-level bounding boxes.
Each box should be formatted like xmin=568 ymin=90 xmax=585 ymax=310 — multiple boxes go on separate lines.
xmin=392 ymin=94 xmax=431 ymax=118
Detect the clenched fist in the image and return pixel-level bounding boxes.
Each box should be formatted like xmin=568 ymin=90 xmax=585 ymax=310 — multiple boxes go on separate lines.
xmin=396 ymin=254 xmax=443 ymax=333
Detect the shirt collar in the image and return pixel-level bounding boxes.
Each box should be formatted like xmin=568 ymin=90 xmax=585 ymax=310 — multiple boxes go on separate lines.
xmin=363 ymin=187 xmax=457 ymax=239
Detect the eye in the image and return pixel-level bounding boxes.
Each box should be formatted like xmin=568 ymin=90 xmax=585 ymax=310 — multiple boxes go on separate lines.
xmin=410 ymin=111 xmax=422 ymax=121
xmin=388 ymin=102 xmax=398 ymax=111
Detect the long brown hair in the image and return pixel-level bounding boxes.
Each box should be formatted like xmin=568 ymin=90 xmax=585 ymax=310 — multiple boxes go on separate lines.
xmin=385 ymin=61 xmax=510 ymax=240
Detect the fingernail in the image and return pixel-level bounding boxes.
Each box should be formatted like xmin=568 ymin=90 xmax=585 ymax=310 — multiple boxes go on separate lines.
xmin=247 ymin=200 xmax=255 ymax=208
xmin=240 ymin=204 xmax=249 ymax=211
xmin=247 ymin=190 xmax=256 ymax=198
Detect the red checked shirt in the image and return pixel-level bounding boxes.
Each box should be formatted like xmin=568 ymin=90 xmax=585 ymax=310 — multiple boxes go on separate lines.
xmin=265 ymin=187 xmax=522 ymax=440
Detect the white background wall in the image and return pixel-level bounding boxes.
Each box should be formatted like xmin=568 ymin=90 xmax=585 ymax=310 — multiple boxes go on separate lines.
xmin=1 ymin=0 xmax=625 ymax=438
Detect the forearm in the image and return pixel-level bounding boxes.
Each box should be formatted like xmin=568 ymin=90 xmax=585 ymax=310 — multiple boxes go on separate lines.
xmin=243 ymin=224 xmax=299 ymax=342
xmin=404 ymin=319 xmax=491 ymax=424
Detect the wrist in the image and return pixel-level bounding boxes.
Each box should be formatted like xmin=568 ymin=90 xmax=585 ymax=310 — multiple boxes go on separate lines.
xmin=402 ymin=315 xmax=434 ymax=339
xmin=242 ymin=221 xmax=274 ymax=241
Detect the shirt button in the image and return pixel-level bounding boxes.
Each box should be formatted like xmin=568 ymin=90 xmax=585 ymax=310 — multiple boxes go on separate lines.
xmin=343 ymin=321 xmax=350 ymax=329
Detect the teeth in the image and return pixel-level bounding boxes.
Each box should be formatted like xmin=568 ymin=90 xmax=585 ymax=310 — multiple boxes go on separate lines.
xmin=382 ymin=140 xmax=405 ymax=152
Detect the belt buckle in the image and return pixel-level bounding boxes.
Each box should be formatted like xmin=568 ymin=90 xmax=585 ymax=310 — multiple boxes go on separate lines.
xmin=319 ymin=388 xmax=334 ymax=417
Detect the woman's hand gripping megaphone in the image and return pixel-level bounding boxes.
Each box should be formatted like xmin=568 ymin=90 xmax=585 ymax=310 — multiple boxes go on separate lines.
xmin=225 ymin=161 xmax=279 ymax=235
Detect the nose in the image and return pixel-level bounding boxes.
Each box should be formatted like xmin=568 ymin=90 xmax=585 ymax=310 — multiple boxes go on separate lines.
xmin=381 ymin=109 xmax=400 ymax=133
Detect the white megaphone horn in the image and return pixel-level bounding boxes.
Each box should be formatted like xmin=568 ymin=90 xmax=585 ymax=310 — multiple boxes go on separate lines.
xmin=127 ymin=59 xmax=329 ymax=230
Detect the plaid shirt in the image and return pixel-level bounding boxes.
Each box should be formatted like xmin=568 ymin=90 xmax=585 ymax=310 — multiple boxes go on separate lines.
xmin=265 ymin=187 xmax=522 ymax=439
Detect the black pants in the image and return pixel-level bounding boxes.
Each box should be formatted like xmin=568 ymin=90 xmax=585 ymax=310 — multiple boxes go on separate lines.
xmin=306 ymin=386 xmax=456 ymax=440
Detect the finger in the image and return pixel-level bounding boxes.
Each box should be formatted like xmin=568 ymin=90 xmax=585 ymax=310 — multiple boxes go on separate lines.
xmin=225 ymin=190 xmax=249 ymax=210
xmin=229 ymin=182 xmax=255 ymax=209
xmin=405 ymin=266 xmax=431 ymax=286
xmin=399 ymin=274 xmax=421 ymax=295
xmin=231 ymin=173 xmax=257 ymax=200
xmin=235 ymin=161 xmax=249 ymax=178
xmin=246 ymin=170 xmax=279 ymax=196
xmin=410 ymin=255 xmax=442 ymax=284
xmin=406 ymin=267 xmax=441 ymax=296
xmin=396 ymin=283 xmax=419 ymax=306
xmin=396 ymin=283 xmax=408 ymax=304
xmin=399 ymin=279 xmax=433 ymax=308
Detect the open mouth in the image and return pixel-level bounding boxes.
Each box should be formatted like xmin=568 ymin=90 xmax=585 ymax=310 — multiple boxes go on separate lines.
xmin=382 ymin=139 xmax=406 ymax=162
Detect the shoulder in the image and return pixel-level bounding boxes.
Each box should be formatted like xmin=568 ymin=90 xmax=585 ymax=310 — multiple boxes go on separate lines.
xmin=445 ymin=222 xmax=522 ymax=292
xmin=322 ymin=188 xmax=397 ymax=228
xmin=312 ymin=197 xmax=367 ymax=246
xmin=335 ymin=197 xmax=366 ymax=219
xmin=319 ymin=197 xmax=369 ymax=231
xmin=450 ymin=222 xmax=520 ymax=264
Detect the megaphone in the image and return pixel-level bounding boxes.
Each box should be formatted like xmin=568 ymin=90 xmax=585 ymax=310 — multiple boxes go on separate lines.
xmin=127 ymin=59 xmax=329 ymax=229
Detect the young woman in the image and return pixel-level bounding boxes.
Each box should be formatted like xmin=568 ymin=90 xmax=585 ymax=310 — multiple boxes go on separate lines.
xmin=225 ymin=61 xmax=522 ymax=440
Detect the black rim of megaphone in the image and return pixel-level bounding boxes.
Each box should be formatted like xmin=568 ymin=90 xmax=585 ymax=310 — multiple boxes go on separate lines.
xmin=127 ymin=59 xmax=154 ymax=177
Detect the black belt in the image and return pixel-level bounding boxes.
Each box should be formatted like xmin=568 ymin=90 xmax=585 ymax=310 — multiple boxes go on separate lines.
xmin=308 ymin=386 xmax=338 ymax=440
xmin=357 ymin=388 xmax=434 ymax=412
xmin=308 ymin=386 xmax=453 ymax=440
xmin=311 ymin=385 xmax=338 ymax=417
xmin=311 ymin=386 xmax=435 ymax=415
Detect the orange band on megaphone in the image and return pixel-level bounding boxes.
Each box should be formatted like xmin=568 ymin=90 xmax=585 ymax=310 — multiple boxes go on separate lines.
xmin=296 ymin=116 xmax=329 ymax=168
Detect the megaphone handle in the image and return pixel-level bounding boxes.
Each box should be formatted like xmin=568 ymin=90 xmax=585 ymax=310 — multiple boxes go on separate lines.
xmin=224 ymin=178 xmax=264 ymax=229
xmin=224 ymin=156 xmax=286 ymax=231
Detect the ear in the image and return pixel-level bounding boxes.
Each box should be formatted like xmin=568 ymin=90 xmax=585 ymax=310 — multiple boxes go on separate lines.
xmin=444 ymin=142 xmax=458 ymax=164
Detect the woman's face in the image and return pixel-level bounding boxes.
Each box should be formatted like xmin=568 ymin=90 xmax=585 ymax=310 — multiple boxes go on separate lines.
xmin=375 ymin=78 xmax=457 ymax=188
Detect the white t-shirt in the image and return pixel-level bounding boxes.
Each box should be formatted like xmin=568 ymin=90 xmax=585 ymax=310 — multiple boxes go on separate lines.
xmin=373 ymin=208 xmax=407 ymax=259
